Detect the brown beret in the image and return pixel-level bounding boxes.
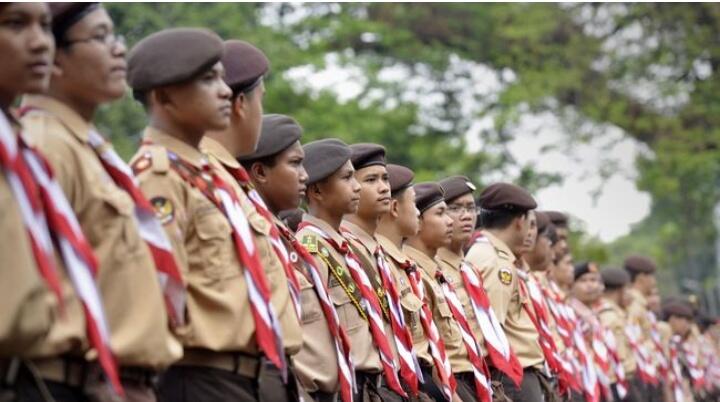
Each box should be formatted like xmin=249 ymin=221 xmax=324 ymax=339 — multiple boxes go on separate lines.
xmin=303 ymin=138 xmax=351 ymax=185
xmin=601 ymin=267 xmax=630 ymax=289
xmin=574 ymin=261 xmax=599 ymax=281
xmin=238 ymin=114 xmax=302 ymax=162
xmin=414 ymin=182 xmax=445 ymax=214
xmin=662 ymin=301 xmax=694 ymax=320
xmin=128 ymin=28 xmax=224 ymax=91
xmin=439 ymin=175 xmax=476 ymax=203
xmin=544 ymin=211 xmax=569 ymax=227
xmin=349 ymin=143 xmax=386 ymax=170
xmin=535 ymin=211 xmax=551 ymax=234
xmin=387 ymin=164 xmax=414 ymax=195
xmin=49 ymin=3 xmax=100 ymax=42
xmin=624 ymin=255 xmax=657 ymax=275
xmin=478 ymin=182 xmax=537 ymax=212
xmin=222 ymin=40 xmax=269 ymax=92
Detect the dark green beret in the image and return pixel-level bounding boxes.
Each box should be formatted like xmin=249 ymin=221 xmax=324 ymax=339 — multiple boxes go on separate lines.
xmin=349 ymin=143 xmax=386 ymax=170
xmin=601 ymin=267 xmax=630 ymax=289
xmin=303 ymin=138 xmax=351 ymax=185
xmin=238 ymin=114 xmax=302 ymax=162
xmin=545 ymin=211 xmax=569 ymax=228
xmin=222 ymin=40 xmax=269 ymax=92
xmin=536 ymin=211 xmax=551 ymax=234
xmin=439 ymin=175 xmax=476 ymax=203
xmin=624 ymin=255 xmax=657 ymax=275
xmin=127 ymin=28 xmax=224 ymax=91
xmin=478 ymin=182 xmax=537 ymax=212
xmin=49 ymin=3 xmax=99 ymax=42
xmin=387 ymin=164 xmax=414 ymax=195
xmin=662 ymin=301 xmax=694 ymax=320
xmin=574 ymin=261 xmax=599 ymax=281
xmin=414 ymin=182 xmax=445 ymax=214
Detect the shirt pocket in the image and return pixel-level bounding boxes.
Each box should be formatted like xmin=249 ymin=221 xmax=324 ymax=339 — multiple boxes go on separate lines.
xmin=400 ymin=292 xmax=424 ymax=341
xmin=97 ymin=188 xmax=142 ymax=263
xmin=435 ymin=294 xmax=461 ymax=343
xmin=299 ymin=275 xmax=323 ymax=324
xmin=194 ymin=209 xmax=236 ymax=283
xmin=329 ymin=283 xmax=363 ymax=334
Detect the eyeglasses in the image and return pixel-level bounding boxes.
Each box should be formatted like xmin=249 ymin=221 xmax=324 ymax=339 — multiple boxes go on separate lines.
xmin=63 ymin=32 xmax=125 ymax=49
xmin=446 ymin=204 xmax=477 ymax=215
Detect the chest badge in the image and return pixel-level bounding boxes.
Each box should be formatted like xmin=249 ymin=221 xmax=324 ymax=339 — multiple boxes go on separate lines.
xmin=150 ymin=196 xmax=174 ymax=225
xmin=498 ymin=267 xmax=513 ymax=286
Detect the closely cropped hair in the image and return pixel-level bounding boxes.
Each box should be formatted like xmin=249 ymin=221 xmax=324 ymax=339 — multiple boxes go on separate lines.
xmin=478 ymin=208 xmax=528 ymax=230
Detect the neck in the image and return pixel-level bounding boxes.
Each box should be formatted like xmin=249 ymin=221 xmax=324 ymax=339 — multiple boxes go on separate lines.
xmin=448 ymin=238 xmax=465 ymax=255
xmin=309 ymin=203 xmax=344 ymax=231
xmin=150 ymin=115 xmax=204 ymax=149
xmin=46 ymin=89 xmax=96 ymax=121
xmin=632 ymin=282 xmax=645 ymax=296
xmin=376 ymin=219 xmax=403 ymax=249
xmin=205 ymin=127 xmax=239 ymax=157
xmin=604 ymin=291 xmax=621 ymax=306
xmin=406 ymin=237 xmax=436 ymax=259
xmin=346 ymin=214 xmax=377 ymax=236
xmin=486 ymin=227 xmax=516 ymax=252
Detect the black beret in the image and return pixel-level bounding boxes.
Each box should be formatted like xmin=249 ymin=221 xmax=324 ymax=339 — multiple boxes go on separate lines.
xmin=238 ymin=114 xmax=302 ymax=162
xmin=303 ymin=139 xmax=351 ymax=185
xmin=349 ymin=143 xmax=386 ymax=170
xmin=387 ymin=164 xmax=414 ymax=195
xmin=574 ymin=261 xmax=599 ymax=281
xmin=414 ymin=182 xmax=445 ymax=214
xmin=624 ymin=255 xmax=657 ymax=275
xmin=222 ymin=40 xmax=269 ymax=92
xmin=535 ymin=211 xmax=551 ymax=234
xmin=601 ymin=267 xmax=631 ymax=289
xmin=128 ymin=28 xmax=224 ymax=91
xmin=478 ymin=182 xmax=537 ymax=212
xmin=545 ymin=211 xmax=569 ymax=228
xmin=439 ymin=175 xmax=476 ymax=203
xmin=49 ymin=3 xmax=100 ymax=42
xmin=662 ymin=301 xmax=694 ymax=320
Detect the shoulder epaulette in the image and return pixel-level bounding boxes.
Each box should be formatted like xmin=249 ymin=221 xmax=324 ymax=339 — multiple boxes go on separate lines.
xmin=150 ymin=146 xmax=169 ymax=173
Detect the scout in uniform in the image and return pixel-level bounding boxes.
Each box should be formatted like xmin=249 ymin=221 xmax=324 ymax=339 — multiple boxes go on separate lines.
xmin=376 ymin=164 xmax=451 ymax=401
xmin=404 ymin=183 xmax=489 ymax=402
xmin=295 ymin=138 xmax=388 ymax=402
xmin=127 ymin=28 xmax=278 ymax=402
xmin=342 ymin=143 xmax=421 ymax=401
xmin=21 ymin=4 xmax=182 ymax=401
xmin=238 ymin=114 xmax=354 ymax=402
xmin=544 ymin=211 xmax=569 ymax=259
xmin=201 ymin=40 xmax=303 ymax=401
xmin=597 ymin=268 xmax=641 ymax=402
xmin=660 ymin=302 xmax=696 ymax=402
xmin=437 ymin=176 xmax=522 ymax=399
xmin=465 ymin=183 xmax=547 ymax=402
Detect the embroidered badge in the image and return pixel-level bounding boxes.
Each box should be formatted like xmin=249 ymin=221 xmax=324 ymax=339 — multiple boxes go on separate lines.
xmin=150 ymin=196 xmax=174 ymax=224
xmin=498 ymin=267 xmax=513 ymax=285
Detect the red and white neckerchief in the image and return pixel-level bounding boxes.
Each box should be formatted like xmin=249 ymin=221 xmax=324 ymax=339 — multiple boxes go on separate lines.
xmin=699 ymin=335 xmax=720 ymax=391
xmin=87 ymin=130 xmax=185 ymax=327
xmin=162 ymin=150 xmax=287 ymax=378
xmin=276 ymin=223 xmax=355 ymax=402
xmin=374 ymin=246 xmax=422 ymax=395
xmin=435 ymin=270 xmax=493 ymax=402
xmin=625 ymin=323 xmax=658 ymax=385
xmin=399 ymin=260 xmax=456 ymax=401
xmin=646 ymin=311 xmax=670 ymax=378
xmin=566 ymin=305 xmax=601 ymax=402
xmin=542 ymin=281 xmax=584 ymax=393
xmin=598 ymin=323 xmax=628 ymax=399
xmin=298 ymin=221 xmax=405 ymax=397
xmin=590 ymin=323 xmax=612 ymax=400
xmin=222 ymin=164 xmax=303 ymax=321
xmin=669 ymin=335 xmax=686 ymax=402
xmin=461 ymin=261 xmax=523 ymax=386
xmin=0 ymin=112 xmax=123 ymax=395
xmin=681 ymin=338 xmax=705 ymax=389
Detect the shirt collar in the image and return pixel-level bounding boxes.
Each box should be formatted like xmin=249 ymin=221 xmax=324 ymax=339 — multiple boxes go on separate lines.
xmin=481 ymin=230 xmax=517 ymax=264
xmin=376 ymin=234 xmax=406 ymax=264
xmin=403 ymin=245 xmax=438 ymax=277
xmin=22 ymin=95 xmax=92 ymax=143
xmin=435 ymin=247 xmax=463 ymax=271
xmin=143 ymin=126 xmax=206 ymax=168
xmin=200 ymin=136 xmax=241 ymax=169
xmin=341 ymin=220 xmax=378 ymax=253
xmin=302 ymin=213 xmax=347 ymax=246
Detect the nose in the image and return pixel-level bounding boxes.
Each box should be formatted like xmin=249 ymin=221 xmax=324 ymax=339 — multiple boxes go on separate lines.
xmin=351 ymin=177 xmax=361 ymax=193
xmin=29 ymin=22 xmax=53 ymax=56
xmin=112 ymin=36 xmax=127 ymax=58
xmin=219 ymin=80 xmax=232 ymax=100
xmin=298 ymin=166 xmax=308 ymax=184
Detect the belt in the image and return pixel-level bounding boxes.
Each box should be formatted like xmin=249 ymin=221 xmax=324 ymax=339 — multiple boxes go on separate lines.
xmin=310 ymin=390 xmax=338 ymax=402
xmin=31 ymin=356 xmax=92 ymax=388
xmin=354 ymin=370 xmax=382 ymax=389
xmin=0 ymin=359 xmax=20 ymax=386
xmin=178 ymin=348 xmax=260 ymax=379
xmin=119 ymin=366 xmax=157 ymax=387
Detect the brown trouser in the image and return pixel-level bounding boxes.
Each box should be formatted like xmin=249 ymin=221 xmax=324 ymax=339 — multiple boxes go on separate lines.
xmin=492 ymin=366 xmax=546 ymax=402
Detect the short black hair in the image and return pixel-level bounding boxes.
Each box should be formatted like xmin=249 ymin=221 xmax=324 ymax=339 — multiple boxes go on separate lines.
xmin=479 ymin=208 xmax=528 ymax=230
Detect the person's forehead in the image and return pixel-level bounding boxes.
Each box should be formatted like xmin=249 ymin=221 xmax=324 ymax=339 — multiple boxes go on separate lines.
xmin=2 ymin=2 xmax=49 ymax=16
xmin=449 ymin=193 xmax=474 ymax=205
xmin=71 ymin=7 xmax=112 ymax=32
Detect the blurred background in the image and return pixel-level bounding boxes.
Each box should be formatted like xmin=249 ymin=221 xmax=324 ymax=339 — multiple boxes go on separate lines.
xmin=99 ymin=3 xmax=720 ymax=310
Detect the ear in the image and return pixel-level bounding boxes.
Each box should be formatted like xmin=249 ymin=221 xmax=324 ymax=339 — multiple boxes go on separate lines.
xmin=152 ymin=88 xmax=172 ymax=108
xmin=389 ymin=199 xmax=400 ymax=219
xmin=250 ymin=162 xmax=269 ymax=185
xmin=307 ymin=183 xmax=323 ymax=204
xmin=51 ymin=55 xmax=64 ymax=79
xmin=232 ymin=93 xmax=247 ymax=118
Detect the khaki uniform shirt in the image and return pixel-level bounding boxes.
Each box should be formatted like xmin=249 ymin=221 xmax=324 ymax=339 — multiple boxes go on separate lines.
xmin=436 ymin=247 xmax=487 ymax=356
xmin=376 ymin=235 xmax=430 ymax=365
xmin=0 ymin=126 xmax=59 ymax=356
xmin=465 ymin=231 xmax=544 ymax=368
xmin=275 ymin=216 xmax=339 ymax=393
xmin=341 ymin=220 xmax=400 ymax=364
xmin=23 ymin=96 xmax=180 ymax=368
xmin=404 ymin=245 xmax=471 ymax=373
xmin=200 ymin=137 xmax=302 ymax=356
xmin=296 ymin=215 xmax=382 ymax=373
xmin=597 ymin=298 xmax=637 ymax=378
